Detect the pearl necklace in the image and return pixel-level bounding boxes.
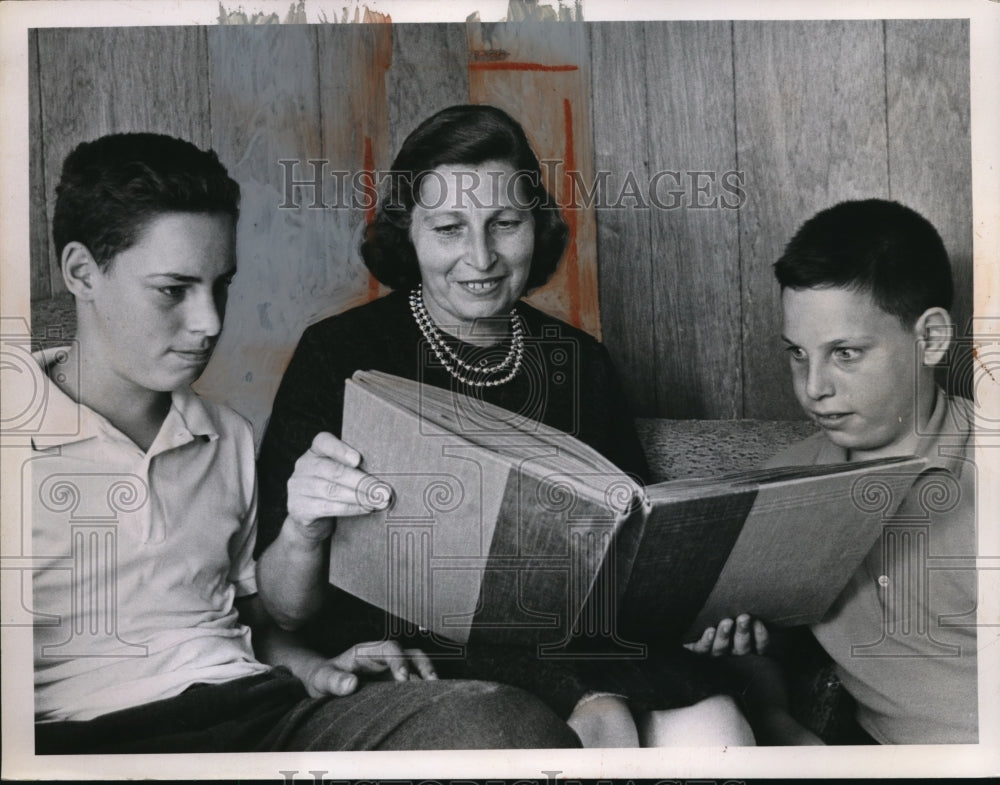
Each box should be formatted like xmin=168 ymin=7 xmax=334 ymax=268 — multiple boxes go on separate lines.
xmin=408 ymin=286 xmax=524 ymax=388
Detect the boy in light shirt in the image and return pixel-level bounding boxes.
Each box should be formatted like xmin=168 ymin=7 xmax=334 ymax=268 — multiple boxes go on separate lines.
xmin=723 ymin=199 xmax=977 ymax=744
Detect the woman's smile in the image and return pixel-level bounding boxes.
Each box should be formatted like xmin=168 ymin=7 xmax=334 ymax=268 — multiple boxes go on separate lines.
xmin=409 ymin=160 xmax=535 ymax=341
xmin=457 ymin=276 xmax=504 ymax=293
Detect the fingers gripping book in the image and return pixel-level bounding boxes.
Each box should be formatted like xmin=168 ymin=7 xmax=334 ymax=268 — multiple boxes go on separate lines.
xmin=331 ymin=370 xmax=925 ymax=649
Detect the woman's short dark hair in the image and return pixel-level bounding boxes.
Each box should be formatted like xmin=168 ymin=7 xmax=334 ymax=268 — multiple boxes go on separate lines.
xmin=361 ymin=104 xmax=569 ymax=292
xmin=773 ymin=199 xmax=953 ymax=326
xmin=53 ymin=132 xmax=240 ymax=270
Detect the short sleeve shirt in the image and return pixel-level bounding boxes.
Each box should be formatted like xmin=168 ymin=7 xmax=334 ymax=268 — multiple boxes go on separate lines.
xmin=767 ymin=391 xmax=978 ymax=744
xmin=31 ymin=348 xmax=270 ymax=722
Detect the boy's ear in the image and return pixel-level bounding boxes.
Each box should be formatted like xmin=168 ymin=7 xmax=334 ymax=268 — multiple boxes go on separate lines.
xmin=915 ymin=306 xmax=954 ymax=366
xmin=61 ymin=242 xmax=101 ymax=300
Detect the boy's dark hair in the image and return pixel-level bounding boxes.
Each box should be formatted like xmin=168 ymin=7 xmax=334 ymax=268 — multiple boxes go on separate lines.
xmin=53 ymin=133 xmax=240 ymax=269
xmin=773 ymin=199 xmax=953 ymax=326
xmin=361 ymin=104 xmax=568 ymax=292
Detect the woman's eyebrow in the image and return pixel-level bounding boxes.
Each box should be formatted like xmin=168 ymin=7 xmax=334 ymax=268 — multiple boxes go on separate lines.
xmin=419 ymin=210 xmax=464 ymax=220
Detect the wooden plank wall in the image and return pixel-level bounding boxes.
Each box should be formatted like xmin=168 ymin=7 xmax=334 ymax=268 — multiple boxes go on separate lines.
xmin=886 ymin=20 xmax=974 ymax=400
xmin=32 ymin=26 xmax=212 ymax=310
xmin=29 ymin=19 xmax=972 ymax=432
xmin=735 ymin=21 xmax=891 ymax=420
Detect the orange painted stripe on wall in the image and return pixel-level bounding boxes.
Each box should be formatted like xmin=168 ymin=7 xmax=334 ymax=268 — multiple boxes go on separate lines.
xmin=363 ymin=135 xmax=381 ymax=302
xmin=468 ymin=62 xmax=579 ymax=72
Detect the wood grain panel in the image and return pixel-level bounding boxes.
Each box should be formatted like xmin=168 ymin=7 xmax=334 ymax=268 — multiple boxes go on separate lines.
xmin=35 ymin=26 xmax=210 ymax=297
xmin=318 ymin=23 xmax=394 ymax=307
xmin=202 ymin=25 xmax=327 ymax=434
xmin=645 ymin=21 xmax=741 ymax=419
xmin=36 ymin=27 xmax=97 ymax=300
xmin=886 ymin=20 xmax=973 ymax=398
xmin=467 ymin=20 xmax=600 ymax=338
xmin=589 ymin=22 xmax=656 ymax=416
xmin=735 ymin=20 xmax=890 ymax=419
xmin=386 ymin=24 xmax=469 ymax=157
xmin=29 ymin=29 xmax=49 ymax=302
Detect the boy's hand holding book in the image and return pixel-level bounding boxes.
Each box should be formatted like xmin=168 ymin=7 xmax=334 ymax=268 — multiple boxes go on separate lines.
xmin=685 ymin=613 xmax=770 ymax=656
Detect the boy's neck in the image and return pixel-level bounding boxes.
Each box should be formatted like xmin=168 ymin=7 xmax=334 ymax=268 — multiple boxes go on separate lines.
xmin=53 ymin=343 xmax=173 ymax=453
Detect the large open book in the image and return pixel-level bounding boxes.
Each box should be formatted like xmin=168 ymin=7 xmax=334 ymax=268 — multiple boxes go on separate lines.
xmin=330 ymin=370 xmax=926 ymax=649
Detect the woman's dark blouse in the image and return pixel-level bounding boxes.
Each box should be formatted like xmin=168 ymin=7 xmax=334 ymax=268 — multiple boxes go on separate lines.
xmin=257 ymin=290 xmax=719 ymax=717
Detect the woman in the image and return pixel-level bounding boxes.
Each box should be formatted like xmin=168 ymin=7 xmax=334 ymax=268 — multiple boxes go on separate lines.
xmin=255 ymin=105 xmax=753 ymax=747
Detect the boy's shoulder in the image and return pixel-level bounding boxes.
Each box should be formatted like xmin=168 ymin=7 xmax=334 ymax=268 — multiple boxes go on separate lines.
xmin=30 ymin=345 xmax=95 ymax=447
xmin=936 ymin=393 xmax=975 ymax=441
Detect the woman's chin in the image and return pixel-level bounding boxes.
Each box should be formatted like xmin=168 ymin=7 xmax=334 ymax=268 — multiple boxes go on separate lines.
xmin=445 ymin=292 xmax=520 ymax=321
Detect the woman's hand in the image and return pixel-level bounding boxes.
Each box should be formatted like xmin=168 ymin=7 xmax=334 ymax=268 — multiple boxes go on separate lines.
xmin=301 ymin=640 xmax=438 ymax=698
xmin=566 ymin=694 xmax=639 ymax=748
xmin=285 ymin=432 xmax=391 ymax=542
xmin=257 ymin=433 xmax=392 ymax=629
xmin=684 ymin=613 xmax=770 ymax=656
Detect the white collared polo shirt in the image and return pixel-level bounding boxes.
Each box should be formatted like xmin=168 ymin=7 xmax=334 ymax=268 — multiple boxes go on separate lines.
xmin=31 ymin=348 xmax=270 ymax=722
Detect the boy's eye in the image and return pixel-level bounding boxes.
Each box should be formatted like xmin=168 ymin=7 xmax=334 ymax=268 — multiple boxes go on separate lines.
xmin=833 ymin=347 xmax=862 ymax=361
xmin=785 ymin=346 xmax=806 ymax=361
xmin=432 ymin=224 xmax=462 ymax=237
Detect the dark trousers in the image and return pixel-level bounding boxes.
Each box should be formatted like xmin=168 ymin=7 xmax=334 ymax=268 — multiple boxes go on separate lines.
xmin=35 ymin=668 xmax=580 ymax=753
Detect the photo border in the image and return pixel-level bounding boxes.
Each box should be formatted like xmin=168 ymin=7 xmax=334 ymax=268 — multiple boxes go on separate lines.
xmin=2 ymin=0 xmax=998 ymax=780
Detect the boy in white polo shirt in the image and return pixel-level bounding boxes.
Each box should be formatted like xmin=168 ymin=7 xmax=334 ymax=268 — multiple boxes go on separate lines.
xmin=30 ymin=133 xmax=578 ymax=753
xmin=744 ymin=199 xmax=977 ymax=744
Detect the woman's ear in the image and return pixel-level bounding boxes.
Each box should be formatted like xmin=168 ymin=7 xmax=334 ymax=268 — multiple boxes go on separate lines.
xmin=915 ymin=306 xmax=954 ymax=366
xmin=61 ymin=242 xmax=100 ymax=300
